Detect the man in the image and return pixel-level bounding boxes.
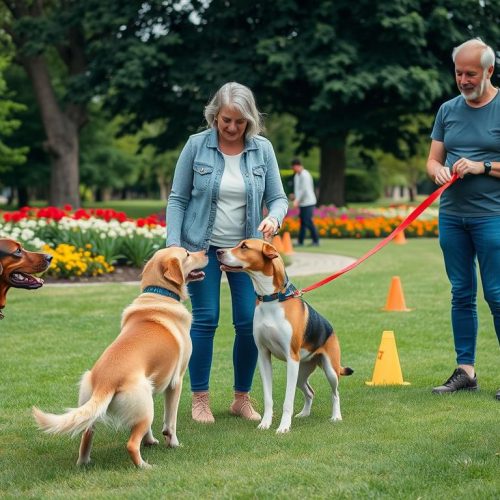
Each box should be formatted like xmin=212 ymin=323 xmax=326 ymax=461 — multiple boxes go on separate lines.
xmin=291 ymin=159 xmax=319 ymax=246
xmin=426 ymin=38 xmax=500 ymax=400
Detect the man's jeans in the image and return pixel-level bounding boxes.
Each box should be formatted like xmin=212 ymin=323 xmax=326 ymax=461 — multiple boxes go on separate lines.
xmin=439 ymin=213 xmax=500 ymax=364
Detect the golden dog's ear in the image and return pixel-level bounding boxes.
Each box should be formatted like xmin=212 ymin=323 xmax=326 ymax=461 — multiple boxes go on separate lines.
xmin=262 ymin=242 xmax=279 ymax=260
xmin=163 ymin=257 xmax=184 ymax=286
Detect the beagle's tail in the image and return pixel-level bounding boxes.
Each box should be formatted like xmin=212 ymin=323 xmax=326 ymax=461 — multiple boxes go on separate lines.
xmin=341 ymin=366 xmax=354 ymax=376
xmin=32 ymin=391 xmax=113 ymax=438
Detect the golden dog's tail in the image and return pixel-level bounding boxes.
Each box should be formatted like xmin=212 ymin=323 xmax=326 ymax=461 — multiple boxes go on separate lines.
xmin=32 ymin=391 xmax=113 ymax=438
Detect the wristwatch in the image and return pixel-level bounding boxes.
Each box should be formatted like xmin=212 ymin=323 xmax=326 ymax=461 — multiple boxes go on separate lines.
xmin=483 ymin=161 xmax=492 ymax=176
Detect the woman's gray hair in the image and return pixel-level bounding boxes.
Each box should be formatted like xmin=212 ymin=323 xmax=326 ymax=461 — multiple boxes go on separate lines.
xmin=204 ymin=82 xmax=264 ymax=138
xmin=452 ymin=38 xmax=496 ymax=70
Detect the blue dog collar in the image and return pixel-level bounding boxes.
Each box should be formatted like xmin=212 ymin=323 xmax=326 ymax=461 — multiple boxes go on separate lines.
xmin=142 ymin=286 xmax=180 ymax=302
xmin=256 ymin=282 xmax=298 ymax=302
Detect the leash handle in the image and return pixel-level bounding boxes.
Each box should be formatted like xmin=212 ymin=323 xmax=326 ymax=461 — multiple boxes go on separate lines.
xmin=299 ymin=174 xmax=458 ymax=294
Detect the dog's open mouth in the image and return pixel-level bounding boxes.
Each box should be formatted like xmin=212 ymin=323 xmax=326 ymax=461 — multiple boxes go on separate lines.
xmin=8 ymin=272 xmax=44 ymax=289
xmin=186 ymin=270 xmax=206 ymax=282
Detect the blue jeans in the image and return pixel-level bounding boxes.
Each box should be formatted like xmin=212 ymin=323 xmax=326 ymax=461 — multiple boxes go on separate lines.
xmin=298 ymin=205 xmax=319 ymax=244
xmin=439 ymin=213 xmax=500 ymax=365
xmin=187 ymin=246 xmax=257 ymax=392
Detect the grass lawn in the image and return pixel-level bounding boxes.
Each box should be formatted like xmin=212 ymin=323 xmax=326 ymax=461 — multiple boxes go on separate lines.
xmin=0 ymin=238 xmax=498 ymax=498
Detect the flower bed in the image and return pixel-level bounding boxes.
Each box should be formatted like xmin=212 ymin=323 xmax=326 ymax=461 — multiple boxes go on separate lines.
xmin=0 ymin=204 xmax=438 ymax=280
xmin=282 ymin=205 xmax=438 ymax=239
xmin=0 ymin=206 xmax=165 ymax=280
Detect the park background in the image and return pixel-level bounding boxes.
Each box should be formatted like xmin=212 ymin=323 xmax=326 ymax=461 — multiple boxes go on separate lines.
xmin=0 ymin=1 xmax=499 ymax=498
xmin=1 ymin=0 xmax=499 ymax=212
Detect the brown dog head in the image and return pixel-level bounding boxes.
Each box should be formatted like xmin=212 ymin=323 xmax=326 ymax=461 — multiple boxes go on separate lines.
xmin=0 ymin=238 xmax=53 ymax=318
xmin=216 ymin=238 xmax=286 ymax=293
xmin=140 ymin=247 xmax=208 ymax=300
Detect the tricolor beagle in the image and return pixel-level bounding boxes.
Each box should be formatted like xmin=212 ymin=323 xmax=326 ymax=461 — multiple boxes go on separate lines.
xmin=217 ymin=239 xmax=352 ymax=433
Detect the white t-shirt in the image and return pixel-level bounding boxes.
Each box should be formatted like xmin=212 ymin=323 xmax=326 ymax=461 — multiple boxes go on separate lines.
xmin=210 ymin=153 xmax=246 ymax=247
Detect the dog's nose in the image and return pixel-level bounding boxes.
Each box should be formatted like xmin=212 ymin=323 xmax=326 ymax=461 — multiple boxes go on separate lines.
xmin=44 ymin=254 xmax=53 ymax=264
xmin=216 ymin=249 xmax=224 ymax=257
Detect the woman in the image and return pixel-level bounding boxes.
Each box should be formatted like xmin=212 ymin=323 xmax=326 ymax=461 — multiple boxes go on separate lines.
xmin=166 ymin=82 xmax=289 ymax=422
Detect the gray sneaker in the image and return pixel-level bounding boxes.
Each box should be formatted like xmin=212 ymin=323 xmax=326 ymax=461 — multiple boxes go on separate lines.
xmin=432 ymin=368 xmax=478 ymax=394
xmin=496 ymin=388 xmax=500 ymax=401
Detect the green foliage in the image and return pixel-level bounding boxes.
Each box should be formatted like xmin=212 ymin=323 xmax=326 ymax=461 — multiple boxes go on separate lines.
xmin=1 ymin=62 xmax=50 ymax=203
xmin=121 ymin=234 xmax=161 ymax=267
xmin=79 ymin=109 xmax=141 ymax=194
xmin=0 ymin=54 xmax=28 ymax=173
xmin=345 ymin=169 xmax=382 ymax=203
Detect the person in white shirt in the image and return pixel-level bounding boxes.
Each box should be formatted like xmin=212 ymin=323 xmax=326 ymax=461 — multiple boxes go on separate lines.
xmin=291 ymin=159 xmax=319 ymax=246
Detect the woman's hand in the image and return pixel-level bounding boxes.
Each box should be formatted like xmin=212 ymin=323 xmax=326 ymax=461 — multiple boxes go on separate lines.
xmin=258 ymin=216 xmax=279 ymax=241
xmin=452 ymin=157 xmax=484 ymax=178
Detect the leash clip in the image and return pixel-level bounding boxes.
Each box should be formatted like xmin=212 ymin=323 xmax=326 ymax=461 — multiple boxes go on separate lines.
xmin=293 ymin=289 xmax=304 ymax=298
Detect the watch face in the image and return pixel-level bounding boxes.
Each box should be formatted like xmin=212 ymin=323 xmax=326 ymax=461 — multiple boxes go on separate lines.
xmin=485 ymin=161 xmax=492 ymax=168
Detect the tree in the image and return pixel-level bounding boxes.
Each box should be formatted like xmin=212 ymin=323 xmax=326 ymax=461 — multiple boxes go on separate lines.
xmin=2 ymin=58 xmax=50 ymax=206
xmin=2 ymin=1 xmax=89 ymax=207
xmin=97 ymin=0 xmax=500 ymax=207
xmin=0 ymin=52 xmax=28 ymax=176
xmin=245 ymin=0 xmax=500 ymax=205
xmin=0 ymin=0 xmax=191 ymax=207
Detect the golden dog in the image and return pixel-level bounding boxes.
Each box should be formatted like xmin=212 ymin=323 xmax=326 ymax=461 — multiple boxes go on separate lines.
xmin=0 ymin=238 xmax=52 ymax=320
xmin=33 ymin=247 xmax=208 ymax=468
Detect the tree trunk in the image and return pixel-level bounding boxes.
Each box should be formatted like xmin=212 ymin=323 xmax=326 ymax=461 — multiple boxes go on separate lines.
xmin=318 ymin=137 xmax=347 ymax=207
xmin=22 ymin=55 xmax=82 ymax=207
xmin=17 ymin=186 xmax=29 ymax=207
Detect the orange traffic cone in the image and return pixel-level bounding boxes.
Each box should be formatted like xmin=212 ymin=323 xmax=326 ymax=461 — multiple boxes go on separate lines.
xmin=282 ymin=232 xmax=294 ymax=255
xmin=272 ymin=235 xmax=284 ymax=253
xmin=393 ymin=230 xmax=407 ymax=245
xmin=383 ymin=276 xmax=412 ymax=312
xmin=366 ymin=330 xmax=410 ymax=386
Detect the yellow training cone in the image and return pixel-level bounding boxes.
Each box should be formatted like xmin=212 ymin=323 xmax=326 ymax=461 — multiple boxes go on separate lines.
xmin=366 ymin=331 xmax=410 ymax=386
xmin=383 ymin=276 xmax=412 ymax=311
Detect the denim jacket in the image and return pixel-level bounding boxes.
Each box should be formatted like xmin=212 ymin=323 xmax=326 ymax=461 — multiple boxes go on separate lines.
xmin=166 ymin=128 xmax=288 ymax=251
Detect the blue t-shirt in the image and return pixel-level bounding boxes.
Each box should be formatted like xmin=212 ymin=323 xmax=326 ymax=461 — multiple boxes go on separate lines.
xmin=431 ymin=91 xmax=500 ymax=216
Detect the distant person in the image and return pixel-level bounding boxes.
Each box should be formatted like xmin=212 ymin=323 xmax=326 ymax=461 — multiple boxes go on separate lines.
xmin=166 ymin=82 xmax=289 ymax=423
xmin=426 ymin=38 xmax=500 ymax=400
xmin=291 ymin=159 xmax=319 ymax=246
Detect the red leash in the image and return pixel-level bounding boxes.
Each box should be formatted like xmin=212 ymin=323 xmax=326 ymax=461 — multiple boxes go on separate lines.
xmin=297 ymin=174 xmax=458 ymax=295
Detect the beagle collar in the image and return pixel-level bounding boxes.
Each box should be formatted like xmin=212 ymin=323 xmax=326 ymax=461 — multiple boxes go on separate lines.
xmin=142 ymin=286 xmax=180 ymax=302
xmin=256 ymin=282 xmax=298 ymax=302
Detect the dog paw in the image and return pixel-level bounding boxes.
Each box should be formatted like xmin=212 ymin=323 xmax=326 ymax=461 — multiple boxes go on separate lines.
xmin=294 ymin=411 xmax=310 ymax=418
xmin=276 ymin=425 xmax=291 ymax=434
xmin=143 ymin=437 xmax=159 ymax=446
xmin=330 ymin=416 xmax=342 ymax=422
xmin=164 ymin=435 xmax=180 ymax=448
xmin=138 ymin=461 xmax=153 ymax=469
xmin=257 ymin=420 xmax=271 ymax=430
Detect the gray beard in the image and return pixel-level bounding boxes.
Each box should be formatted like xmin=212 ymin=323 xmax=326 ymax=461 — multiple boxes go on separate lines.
xmin=460 ymin=78 xmax=486 ymax=102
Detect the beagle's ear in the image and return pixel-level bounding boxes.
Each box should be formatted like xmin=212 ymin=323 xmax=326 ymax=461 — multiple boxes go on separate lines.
xmin=262 ymin=242 xmax=279 ymax=260
xmin=163 ymin=257 xmax=184 ymax=286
